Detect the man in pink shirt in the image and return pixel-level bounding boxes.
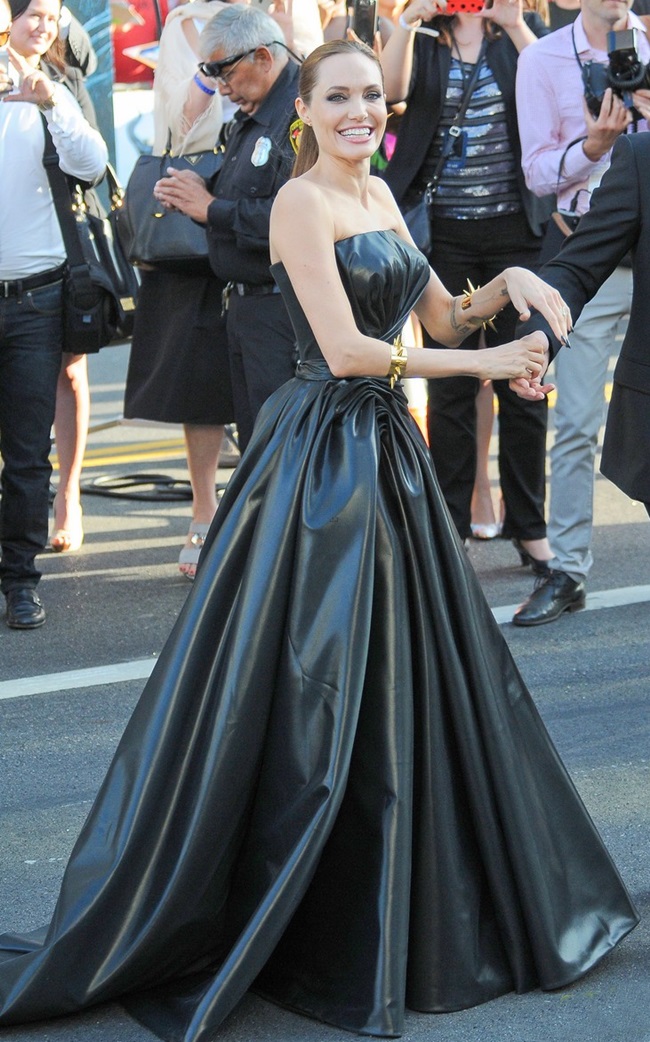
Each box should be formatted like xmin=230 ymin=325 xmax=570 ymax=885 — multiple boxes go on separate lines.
xmin=513 ymin=0 xmax=650 ymax=625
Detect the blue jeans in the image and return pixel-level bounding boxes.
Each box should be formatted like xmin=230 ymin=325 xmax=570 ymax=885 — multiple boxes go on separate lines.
xmin=0 ymin=281 xmax=63 ymax=593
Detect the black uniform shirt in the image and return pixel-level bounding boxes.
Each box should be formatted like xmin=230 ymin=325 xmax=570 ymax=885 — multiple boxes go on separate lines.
xmin=206 ymin=60 xmax=300 ymax=286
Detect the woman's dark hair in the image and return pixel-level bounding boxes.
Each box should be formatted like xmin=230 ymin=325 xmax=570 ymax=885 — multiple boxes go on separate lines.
xmin=9 ymin=0 xmax=66 ymax=71
xmin=292 ymin=39 xmax=384 ymax=178
xmin=430 ymin=14 xmax=500 ymax=46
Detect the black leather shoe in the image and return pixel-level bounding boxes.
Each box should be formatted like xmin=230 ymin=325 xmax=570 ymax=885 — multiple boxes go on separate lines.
xmin=4 ymin=588 xmax=46 ymax=630
xmin=513 ymin=570 xmax=586 ymax=627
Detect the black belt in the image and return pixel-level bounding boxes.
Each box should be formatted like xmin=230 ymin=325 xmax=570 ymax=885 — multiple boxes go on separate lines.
xmin=231 ymin=281 xmax=280 ymax=297
xmin=1 ymin=264 xmax=66 ymax=299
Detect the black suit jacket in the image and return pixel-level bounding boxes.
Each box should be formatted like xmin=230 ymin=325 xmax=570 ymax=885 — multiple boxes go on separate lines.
xmin=520 ymin=132 xmax=650 ymax=502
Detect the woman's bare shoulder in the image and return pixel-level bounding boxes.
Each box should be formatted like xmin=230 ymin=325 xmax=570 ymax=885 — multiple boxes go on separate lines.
xmin=275 ymin=176 xmax=326 ymax=208
xmin=273 ymin=177 xmax=334 ymax=230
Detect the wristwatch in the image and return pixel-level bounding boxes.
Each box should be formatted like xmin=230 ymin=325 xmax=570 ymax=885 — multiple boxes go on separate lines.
xmin=38 ymin=84 xmax=58 ymax=112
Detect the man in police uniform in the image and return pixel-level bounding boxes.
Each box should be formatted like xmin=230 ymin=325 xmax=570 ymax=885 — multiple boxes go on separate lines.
xmin=154 ymin=4 xmax=300 ymax=451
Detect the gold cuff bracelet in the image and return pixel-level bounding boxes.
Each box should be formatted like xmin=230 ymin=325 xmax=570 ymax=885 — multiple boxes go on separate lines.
xmin=387 ymin=336 xmax=408 ymax=388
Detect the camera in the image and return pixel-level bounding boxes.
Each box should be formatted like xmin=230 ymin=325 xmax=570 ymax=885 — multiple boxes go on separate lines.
xmin=582 ymin=28 xmax=650 ymax=120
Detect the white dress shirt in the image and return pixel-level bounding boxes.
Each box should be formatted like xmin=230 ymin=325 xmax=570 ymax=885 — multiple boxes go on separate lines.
xmin=0 ymin=66 xmax=108 ymax=279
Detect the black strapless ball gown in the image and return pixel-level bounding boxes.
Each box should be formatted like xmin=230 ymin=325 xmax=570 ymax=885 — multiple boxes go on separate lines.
xmin=0 ymin=231 xmax=638 ymax=1041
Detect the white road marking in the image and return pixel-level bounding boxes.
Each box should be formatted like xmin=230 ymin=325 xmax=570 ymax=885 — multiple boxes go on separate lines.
xmin=0 ymin=659 xmax=155 ymax=700
xmin=1 ymin=585 xmax=649 ymax=702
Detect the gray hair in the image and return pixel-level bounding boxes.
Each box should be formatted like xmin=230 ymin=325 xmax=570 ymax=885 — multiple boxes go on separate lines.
xmin=199 ymin=4 xmax=286 ymax=63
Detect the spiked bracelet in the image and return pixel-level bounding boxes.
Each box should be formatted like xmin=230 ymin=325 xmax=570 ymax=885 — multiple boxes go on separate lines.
xmin=460 ymin=278 xmax=497 ymax=332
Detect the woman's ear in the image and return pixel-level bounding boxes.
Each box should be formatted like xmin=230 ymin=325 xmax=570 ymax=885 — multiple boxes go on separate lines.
xmin=295 ymin=97 xmax=310 ymax=125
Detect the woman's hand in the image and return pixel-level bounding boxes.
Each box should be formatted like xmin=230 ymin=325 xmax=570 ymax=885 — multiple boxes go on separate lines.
xmin=509 ymin=333 xmax=555 ymax=400
xmin=502 ymin=267 xmax=572 ymax=343
xmin=1 ymin=46 xmax=55 ymax=107
xmin=474 ymin=331 xmax=551 ymax=384
xmin=480 ymin=0 xmax=524 ymax=31
xmin=398 ymin=0 xmax=446 ymax=26
xmin=154 ymin=167 xmax=214 ymax=223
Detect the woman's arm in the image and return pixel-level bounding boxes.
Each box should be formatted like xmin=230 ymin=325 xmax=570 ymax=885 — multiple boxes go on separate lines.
xmin=152 ymin=6 xmax=225 ymax=154
xmin=270 ymin=179 xmax=563 ymax=384
xmin=379 ymin=0 xmax=442 ymax=102
xmin=480 ymin=0 xmax=538 ymax=53
xmin=4 ymin=47 xmax=107 ymax=181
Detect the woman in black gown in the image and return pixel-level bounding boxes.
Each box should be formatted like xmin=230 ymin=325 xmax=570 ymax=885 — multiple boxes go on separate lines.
xmin=0 ymin=38 xmax=638 ymax=1042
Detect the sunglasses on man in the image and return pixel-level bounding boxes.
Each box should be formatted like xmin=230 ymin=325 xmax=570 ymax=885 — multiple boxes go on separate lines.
xmin=198 ymin=45 xmax=273 ymax=84
xmin=198 ymin=40 xmax=301 ymax=85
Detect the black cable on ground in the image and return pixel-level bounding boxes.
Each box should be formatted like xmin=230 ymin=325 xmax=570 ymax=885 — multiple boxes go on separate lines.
xmin=80 ymin=473 xmax=228 ymax=502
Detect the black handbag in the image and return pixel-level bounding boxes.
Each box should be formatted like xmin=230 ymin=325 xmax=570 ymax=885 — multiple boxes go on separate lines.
xmin=42 ymin=124 xmax=140 ymax=353
xmin=116 ymin=131 xmax=224 ymax=274
xmin=401 ymin=40 xmax=487 ymax=256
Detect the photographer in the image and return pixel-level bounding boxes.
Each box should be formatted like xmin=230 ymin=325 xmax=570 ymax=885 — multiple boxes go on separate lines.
xmin=513 ymin=0 xmax=650 ymax=626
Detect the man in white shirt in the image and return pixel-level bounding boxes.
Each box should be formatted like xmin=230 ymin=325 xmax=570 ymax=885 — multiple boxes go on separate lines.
xmin=0 ymin=0 xmax=107 ymax=628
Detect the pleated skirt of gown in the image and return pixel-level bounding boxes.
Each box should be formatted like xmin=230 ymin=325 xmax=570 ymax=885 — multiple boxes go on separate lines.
xmin=0 ymin=366 xmax=639 ymax=1041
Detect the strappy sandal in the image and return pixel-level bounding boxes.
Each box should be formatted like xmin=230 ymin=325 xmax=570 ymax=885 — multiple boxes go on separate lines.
xmin=178 ymin=522 xmax=210 ymax=581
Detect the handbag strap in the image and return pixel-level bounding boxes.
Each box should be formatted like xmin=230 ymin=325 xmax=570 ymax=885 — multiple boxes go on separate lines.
xmin=162 ymin=127 xmax=224 ymax=158
xmin=41 ymin=117 xmax=98 ymax=303
xmin=424 ymin=37 xmax=488 ymax=203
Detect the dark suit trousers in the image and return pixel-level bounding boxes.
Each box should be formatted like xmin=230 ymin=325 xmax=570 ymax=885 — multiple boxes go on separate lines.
xmin=225 ymin=292 xmax=297 ymax=453
xmin=424 ymin=212 xmax=548 ymax=542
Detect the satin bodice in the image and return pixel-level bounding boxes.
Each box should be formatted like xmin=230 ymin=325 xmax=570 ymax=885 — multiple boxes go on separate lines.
xmin=270 ymin=229 xmax=430 ymax=365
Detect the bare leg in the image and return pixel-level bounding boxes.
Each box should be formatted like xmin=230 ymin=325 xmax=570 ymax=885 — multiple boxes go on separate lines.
xmin=470 ymin=380 xmax=500 ymax=539
xmin=179 ymin=424 xmax=225 ymax=579
xmin=51 ymin=353 xmax=89 ymax=552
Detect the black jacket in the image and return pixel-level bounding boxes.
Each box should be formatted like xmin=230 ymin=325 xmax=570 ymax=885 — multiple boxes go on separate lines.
xmin=206 ymin=61 xmax=300 ymax=285
xmin=383 ymin=14 xmax=552 ymax=236
xmin=519 ymin=133 xmax=650 ymax=501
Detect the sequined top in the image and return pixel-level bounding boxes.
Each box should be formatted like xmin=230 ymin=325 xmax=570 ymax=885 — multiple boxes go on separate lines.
xmin=419 ymin=57 xmax=521 ymax=220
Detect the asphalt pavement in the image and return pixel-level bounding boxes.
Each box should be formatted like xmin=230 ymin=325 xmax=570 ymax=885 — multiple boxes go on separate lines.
xmin=0 ymin=344 xmax=648 ymax=1042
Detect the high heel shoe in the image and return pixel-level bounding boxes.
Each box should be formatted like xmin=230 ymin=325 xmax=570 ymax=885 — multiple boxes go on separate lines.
xmin=178 ymin=522 xmax=211 ymax=581
xmin=470 ymin=522 xmax=502 ymax=540
xmin=512 ymin=538 xmax=550 ymax=576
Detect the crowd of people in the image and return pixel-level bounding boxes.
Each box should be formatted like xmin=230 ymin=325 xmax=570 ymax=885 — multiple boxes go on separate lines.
xmin=0 ymin=0 xmax=647 ymax=1037
xmin=2 ymin=0 xmax=647 ymax=632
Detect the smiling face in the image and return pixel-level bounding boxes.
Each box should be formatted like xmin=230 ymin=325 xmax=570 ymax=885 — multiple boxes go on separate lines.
xmin=297 ymin=50 xmax=387 ymax=165
xmin=9 ymin=0 xmax=61 ymax=61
